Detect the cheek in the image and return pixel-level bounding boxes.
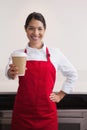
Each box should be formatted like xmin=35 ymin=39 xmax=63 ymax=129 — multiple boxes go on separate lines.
xmin=41 ymin=34 xmax=44 ymax=38
xmin=41 ymin=31 xmax=45 ymax=35
xmin=26 ymin=32 xmax=31 ymax=38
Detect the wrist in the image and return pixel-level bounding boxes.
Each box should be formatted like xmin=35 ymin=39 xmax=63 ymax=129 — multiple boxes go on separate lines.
xmin=57 ymin=91 xmax=66 ymax=100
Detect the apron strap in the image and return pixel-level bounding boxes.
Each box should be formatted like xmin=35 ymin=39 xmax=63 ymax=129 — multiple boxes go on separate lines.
xmin=46 ymin=47 xmax=50 ymax=61
xmin=24 ymin=49 xmax=27 ymax=53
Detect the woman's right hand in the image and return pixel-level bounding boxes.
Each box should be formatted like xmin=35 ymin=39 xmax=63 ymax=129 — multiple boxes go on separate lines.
xmin=7 ymin=64 xmax=18 ymax=79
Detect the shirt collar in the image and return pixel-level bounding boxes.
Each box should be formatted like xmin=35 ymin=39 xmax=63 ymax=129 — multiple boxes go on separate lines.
xmin=26 ymin=43 xmax=46 ymax=53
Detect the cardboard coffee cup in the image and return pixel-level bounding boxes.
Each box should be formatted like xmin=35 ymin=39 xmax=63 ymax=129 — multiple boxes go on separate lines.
xmin=12 ymin=51 xmax=27 ymax=76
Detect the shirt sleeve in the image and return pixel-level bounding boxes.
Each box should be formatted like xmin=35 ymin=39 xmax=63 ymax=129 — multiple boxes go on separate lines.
xmin=56 ymin=49 xmax=78 ymax=94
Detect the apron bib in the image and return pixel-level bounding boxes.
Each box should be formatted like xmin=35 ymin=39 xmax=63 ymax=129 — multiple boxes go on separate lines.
xmin=11 ymin=48 xmax=58 ymax=130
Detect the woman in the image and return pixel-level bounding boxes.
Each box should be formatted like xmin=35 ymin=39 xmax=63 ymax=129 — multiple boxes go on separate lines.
xmin=6 ymin=12 xmax=78 ymax=130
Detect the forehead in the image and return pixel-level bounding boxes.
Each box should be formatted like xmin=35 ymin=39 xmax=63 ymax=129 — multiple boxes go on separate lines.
xmin=28 ymin=18 xmax=44 ymax=27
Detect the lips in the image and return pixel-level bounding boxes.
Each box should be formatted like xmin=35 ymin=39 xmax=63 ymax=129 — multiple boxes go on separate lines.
xmin=31 ymin=36 xmax=39 ymax=41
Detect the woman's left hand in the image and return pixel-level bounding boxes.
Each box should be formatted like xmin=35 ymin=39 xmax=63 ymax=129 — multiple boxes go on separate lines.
xmin=49 ymin=91 xmax=66 ymax=103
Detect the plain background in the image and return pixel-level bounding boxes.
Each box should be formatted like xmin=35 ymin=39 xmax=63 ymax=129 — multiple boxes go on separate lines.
xmin=0 ymin=0 xmax=87 ymax=93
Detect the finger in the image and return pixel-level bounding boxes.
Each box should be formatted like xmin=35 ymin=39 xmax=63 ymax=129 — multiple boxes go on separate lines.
xmin=49 ymin=93 xmax=56 ymax=98
xmin=10 ymin=65 xmax=18 ymax=72
xmin=50 ymin=92 xmax=55 ymax=96
xmin=49 ymin=94 xmax=56 ymax=101
xmin=49 ymin=93 xmax=59 ymax=102
xmin=50 ymin=97 xmax=56 ymax=102
xmin=9 ymin=64 xmax=16 ymax=68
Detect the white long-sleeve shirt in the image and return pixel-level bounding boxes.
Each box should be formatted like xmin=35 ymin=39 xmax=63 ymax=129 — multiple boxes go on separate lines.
xmin=5 ymin=44 xmax=78 ymax=94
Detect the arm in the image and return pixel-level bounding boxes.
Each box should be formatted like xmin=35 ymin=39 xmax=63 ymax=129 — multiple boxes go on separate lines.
xmin=49 ymin=48 xmax=78 ymax=103
xmin=59 ymin=53 xmax=78 ymax=94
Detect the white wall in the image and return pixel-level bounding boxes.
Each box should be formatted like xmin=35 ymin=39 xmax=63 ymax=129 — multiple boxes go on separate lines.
xmin=0 ymin=0 xmax=87 ymax=93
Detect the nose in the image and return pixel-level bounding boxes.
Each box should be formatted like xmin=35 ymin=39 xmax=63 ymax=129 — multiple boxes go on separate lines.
xmin=33 ymin=29 xmax=39 ymax=35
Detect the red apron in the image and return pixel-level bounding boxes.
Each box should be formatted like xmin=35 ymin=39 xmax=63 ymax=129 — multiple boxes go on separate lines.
xmin=11 ymin=48 xmax=58 ymax=130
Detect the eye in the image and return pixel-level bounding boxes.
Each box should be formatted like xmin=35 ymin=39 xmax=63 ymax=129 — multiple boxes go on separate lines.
xmin=38 ymin=27 xmax=43 ymax=30
xmin=27 ymin=27 xmax=34 ymax=30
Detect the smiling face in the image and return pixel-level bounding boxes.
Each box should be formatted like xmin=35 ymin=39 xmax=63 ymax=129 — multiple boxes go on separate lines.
xmin=25 ymin=18 xmax=46 ymax=49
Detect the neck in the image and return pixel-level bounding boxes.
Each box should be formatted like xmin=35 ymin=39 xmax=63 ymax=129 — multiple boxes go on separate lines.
xmin=28 ymin=42 xmax=43 ymax=49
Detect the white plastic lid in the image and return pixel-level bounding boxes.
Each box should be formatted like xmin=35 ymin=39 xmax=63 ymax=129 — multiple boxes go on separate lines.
xmin=11 ymin=51 xmax=27 ymax=57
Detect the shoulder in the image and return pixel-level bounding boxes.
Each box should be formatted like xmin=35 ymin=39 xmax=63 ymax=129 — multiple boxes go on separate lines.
xmin=48 ymin=47 xmax=70 ymax=64
xmin=48 ymin=47 xmax=64 ymax=57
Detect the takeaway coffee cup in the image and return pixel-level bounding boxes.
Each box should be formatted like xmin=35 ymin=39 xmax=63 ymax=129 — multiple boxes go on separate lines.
xmin=12 ymin=51 xmax=27 ymax=76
